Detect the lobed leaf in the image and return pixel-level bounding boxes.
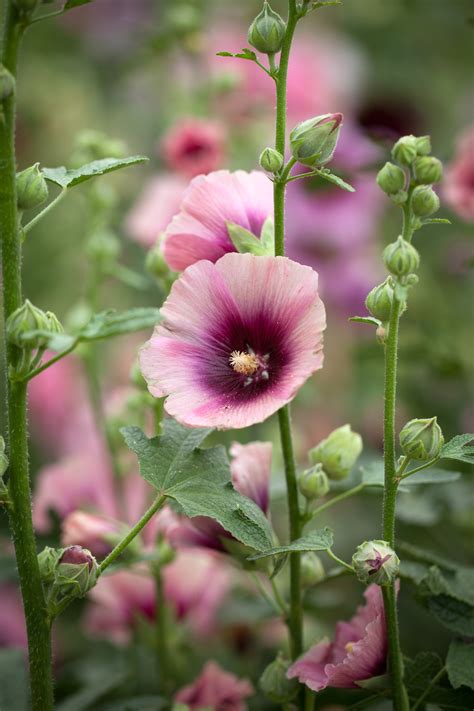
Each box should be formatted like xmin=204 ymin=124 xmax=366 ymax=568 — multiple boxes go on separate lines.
xmin=316 ymin=169 xmax=355 ymax=192
xmin=447 ymin=640 xmax=474 ymax=690
xmin=349 ymin=316 xmax=382 ymax=327
xmin=440 ymin=434 xmax=474 ymax=465
xmin=247 ymin=528 xmax=334 ymax=561
xmin=42 ymin=156 xmax=148 ymax=189
xmin=78 ymin=308 xmax=160 ymax=341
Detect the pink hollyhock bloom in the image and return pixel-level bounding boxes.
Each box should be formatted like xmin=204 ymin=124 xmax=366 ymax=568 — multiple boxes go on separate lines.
xmin=161 ymin=118 xmax=226 ymax=178
xmin=287 ymin=584 xmax=387 ymax=691
xmin=444 ymin=126 xmax=474 ymax=222
xmin=175 ymin=661 xmax=253 ymax=710
xmin=162 ymin=170 xmax=273 ymax=272
xmin=61 ymin=511 xmax=124 ymax=559
xmin=0 ymin=584 xmax=27 ymax=649
xmin=140 ymin=253 xmax=326 ymax=429
xmin=126 ymin=174 xmax=187 ymax=248
xmin=169 ymin=441 xmax=272 ymax=551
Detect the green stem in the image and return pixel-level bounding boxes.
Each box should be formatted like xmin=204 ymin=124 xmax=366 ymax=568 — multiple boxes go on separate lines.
xmin=326 ymin=548 xmax=354 ymax=572
xmin=23 ymin=187 xmax=67 ymax=234
xmin=400 ymin=456 xmax=439 ymax=480
xmin=0 ymin=5 xmax=54 ymax=709
xmin=21 ymin=340 xmax=79 ymax=381
xmin=311 ymin=482 xmax=365 ymax=518
xmin=99 ymin=494 xmax=166 ymax=574
xmin=251 ymin=572 xmax=284 ymax=617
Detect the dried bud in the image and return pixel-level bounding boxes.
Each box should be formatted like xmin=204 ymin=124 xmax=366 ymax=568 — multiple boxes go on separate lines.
xmin=309 ymin=424 xmax=363 ymax=481
xmin=399 ymin=417 xmax=444 ymax=461
xmin=86 ymin=230 xmax=120 ymax=271
xmin=259 ymin=653 xmax=299 ymax=703
xmin=298 ymin=463 xmax=329 ymax=500
xmin=55 ymin=545 xmax=98 ymax=597
xmin=365 ymin=278 xmax=394 ymax=323
xmin=6 ymin=299 xmax=50 ymax=347
xmin=259 ymin=147 xmax=284 ymax=173
xmin=376 ymin=162 xmax=405 ymax=195
xmin=289 ymin=113 xmax=343 ymax=168
xmin=383 ymin=236 xmax=420 ymax=277
xmin=0 ymin=65 xmax=15 ymax=101
xmin=248 ymin=2 xmax=286 ymax=55
xmin=16 ymin=163 xmax=49 ymax=211
xmin=415 ymin=135 xmax=431 ymax=156
xmin=411 ymin=185 xmax=440 ymax=217
xmin=352 ymin=540 xmax=399 ymax=586
xmin=391 ymin=135 xmax=418 ymax=166
xmin=301 ymin=552 xmax=325 ymax=588
xmin=413 ymin=156 xmax=443 ymax=185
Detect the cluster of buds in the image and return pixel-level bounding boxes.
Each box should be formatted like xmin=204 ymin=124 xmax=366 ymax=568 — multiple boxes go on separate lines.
xmin=259 ymin=653 xmax=299 ymax=703
xmin=16 ymin=163 xmax=49 ymax=211
xmin=6 ymin=300 xmax=63 ymax=377
xmin=0 ymin=437 xmax=9 ymax=507
xmin=399 ymin=417 xmax=444 ymax=461
xmin=352 ymin=540 xmax=399 ymax=586
xmin=248 ymin=2 xmax=286 ymax=56
xmin=38 ymin=545 xmax=99 ymax=616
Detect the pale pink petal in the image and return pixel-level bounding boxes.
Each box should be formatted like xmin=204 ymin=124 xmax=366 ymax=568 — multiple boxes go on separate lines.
xmin=287 ymin=639 xmax=332 ymax=691
xmin=230 ymin=441 xmax=272 ymax=513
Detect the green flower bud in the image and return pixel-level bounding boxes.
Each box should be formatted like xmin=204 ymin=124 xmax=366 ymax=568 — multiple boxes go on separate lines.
xmin=86 ymin=230 xmax=120 ymax=270
xmin=390 ymin=189 xmax=408 ymax=206
xmin=248 ymin=2 xmax=286 ymax=55
xmin=298 ymin=463 xmax=329 ymax=500
xmin=365 ymin=278 xmax=394 ymax=323
xmin=129 ymin=358 xmax=148 ymax=390
xmin=413 ymin=156 xmax=443 ymax=185
xmin=0 ymin=65 xmax=15 ymax=101
xmin=259 ymin=147 xmax=284 ymax=173
xmin=383 ymin=236 xmax=420 ymax=277
xmin=399 ymin=417 xmax=444 ymax=461
xmin=415 ymin=135 xmax=431 ymax=156
xmin=352 ymin=540 xmax=399 ymax=586
xmin=155 ymin=540 xmax=176 ymax=567
xmin=55 ymin=545 xmax=98 ymax=598
xmin=45 ymin=311 xmax=64 ymax=335
xmin=301 ymin=552 xmax=325 ymax=588
xmin=376 ymin=162 xmax=405 ymax=195
xmin=16 ymin=163 xmax=49 ymax=211
xmin=309 ymin=424 xmax=362 ymax=481
xmin=290 ymin=113 xmax=343 ymax=168
xmin=38 ymin=546 xmax=61 ymax=585
xmin=6 ymin=299 xmax=50 ymax=347
xmin=391 ymin=135 xmax=417 ymax=166
xmin=411 ymin=185 xmax=440 ymax=217
xmin=259 ymin=653 xmax=299 ymax=703
xmin=146 ymin=242 xmax=170 ymax=279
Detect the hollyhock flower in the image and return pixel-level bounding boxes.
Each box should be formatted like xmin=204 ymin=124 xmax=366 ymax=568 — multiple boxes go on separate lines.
xmin=126 ymin=174 xmax=187 ymax=248
xmin=169 ymin=441 xmax=272 ymax=551
xmin=444 ymin=126 xmax=474 ymax=222
xmin=162 ymin=170 xmax=273 ymax=272
xmin=161 ymin=118 xmax=226 ymax=178
xmin=61 ymin=511 xmax=124 ymax=559
xmin=175 ymin=661 xmax=253 ymax=710
xmin=287 ymin=584 xmax=387 ymax=691
xmin=0 ymin=584 xmax=27 ymax=649
xmin=140 ymin=253 xmax=326 ymax=429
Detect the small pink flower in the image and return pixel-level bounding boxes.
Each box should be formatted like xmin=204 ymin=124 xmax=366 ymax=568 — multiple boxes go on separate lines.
xmin=161 ymin=118 xmax=226 ymax=178
xmin=444 ymin=126 xmax=474 ymax=222
xmin=62 ymin=511 xmax=124 ymax=559
xmin=162 ymin=170 xmax=273 ymax=272
xmin=287 ymin=584 xmax=387 ymax=691
xmin=140 ymin=253 xmax=325 ymax=429
xmin=175 ymin=661 xmax=254 ymax=710
xmin=126 ymin=174 xmax=187 ymax=248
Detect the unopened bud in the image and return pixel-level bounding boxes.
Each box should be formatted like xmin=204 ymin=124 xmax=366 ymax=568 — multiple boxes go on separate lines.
xmin=376 ymin=162 xmax=405 ymax=195
xmin=259 ymin=147 xmax=284 ymax=173
xmin=62 ymin=512 xmax=126 ymax=559
xmin=0 ymin=65 xmax=15 ymax=101
xmin=45 ymin=311 xmax=64 ymax=335
xmin=392 ymin=135 xmax=418 ymax=166
xmin=16 ymin=163 xmax=49 ymax=211
xmin=248 ymin=2 xmax=286 ymax=55
xmin=365 ymin=278 xmax=393 ymax=323
xmin=259 ymin=653 xmax=299 ymax=703
xmin=376 ymin=325 xmax=387 ymax=344
xmin=309 ymin=424 xmax=362 ymax=481
xmin=390 ymin=189 xmax=408 ymax=206
xmin=413 ymin=156 xmax=443 ymax=185
xmin=352 ymin=540 xmax=399 ymax=586
xmin=415 ymin=135 xmax=431 ymax=156
xmin=301 ymin=552 xmax=325 ymax=588
xmin=290 ymin=113 xmax=343 ymax=168
xmin=6 ymin=300 xmax=49 ymax=347
xmin=129 ymin=359 xmax=148 ymax=390
xmin=56 ymin=545 xmax=98 ymax=597
xmin=383 ymin=236 xmax=419 ymax=277
xmin=86 ymin=230 xmax=120 ymax=270
xmin=38 ymin=546 xmax=60 ymax=584
xmin=399 ymin=417 xmax=444 ymax=461
xmin=146 ymin=242 xmax=170 ymax=279
xmin=411 ymin=185 xmax=440 ymax=217
xmin=156 ymin=540 xmax=176 ymax=567
xmin=298 ymin=463 xmax=329 ymax=500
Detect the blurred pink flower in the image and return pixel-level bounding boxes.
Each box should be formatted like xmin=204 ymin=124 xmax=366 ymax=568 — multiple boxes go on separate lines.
xmin=126 ymin=174 xmax=187 ymax=248
xmin=287 ymin=584 xmax=387 ymax=691
xmin=161 ymin=118 xmax=226 ymax=178
xmin=175 ymin=661 xmax=253 ymax=710
xmin=0 ymin=584 xmax=27 ymax=649
xmin=444 ymin=126 xmax=474 ymax=222
xmin=61 ymin=511 xmax=124 ymax=559
xmin=162 ymin=170 xmax=273 ymax=272
xmin=140 ymin=253 xmax=325 ymax=429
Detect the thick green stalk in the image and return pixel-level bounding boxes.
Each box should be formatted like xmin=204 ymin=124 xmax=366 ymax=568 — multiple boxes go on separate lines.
xmin=0 ymin=4 xmax=54 ymax=709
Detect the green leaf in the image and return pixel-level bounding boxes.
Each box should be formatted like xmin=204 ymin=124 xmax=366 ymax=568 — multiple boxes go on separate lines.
xmin=64 ymin=0 xmax=94 ymax=9
xmin=316 ymin=169 xmax=355 ymax=192
xmin=447 ymin=640 xmax=474 ymax=690
xmin=247 ymin=528 xmax=334 ymax=561
xmin=0 ymin=649 xmax=28 ymax=711
xmin=260 ymin=216 xmax=275 ymax=253
xmin=422 ymin=218 xmax=452 ymax=226
xmin=440 ymin=434 xmax=474 ymax=464
xmin=226 ymin=222 xmax=269 ymax=256
xmin=19 ymin=330 xmax=77 ymax=352
xmin=42 ymin=156 xmax=148 ymax=189
xmin=78 ymin=308 xmax=160 ymax=341
xmin=122 ymin=422 xmax=273 ymax=552
xmin=216 ymin=48 xmax=258 ymax=62
xmin=417 ymin=566 xmax=474 ymax=635
xmin=96 ymin=697 xmax=167 ymax=711
xmin=57 ymin=670 xmax=127 ymax=711
xmin=349 ymin=316 xmax=382 ymax=327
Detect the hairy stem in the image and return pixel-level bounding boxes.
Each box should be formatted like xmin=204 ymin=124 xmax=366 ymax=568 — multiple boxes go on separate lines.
xmin=0 ymin=4 xmax=54 ymax=709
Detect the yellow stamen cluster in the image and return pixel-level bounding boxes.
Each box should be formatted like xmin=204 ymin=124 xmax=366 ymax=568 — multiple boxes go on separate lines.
xmin=345 ymin=642 xmax=355 ymax=654
xmin=229 ymin=350 xmax=259 ymax=376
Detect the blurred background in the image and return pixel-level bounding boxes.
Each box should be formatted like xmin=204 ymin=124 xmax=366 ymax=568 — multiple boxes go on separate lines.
xmin=1 ymin=0 xmax=473 ymax=708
